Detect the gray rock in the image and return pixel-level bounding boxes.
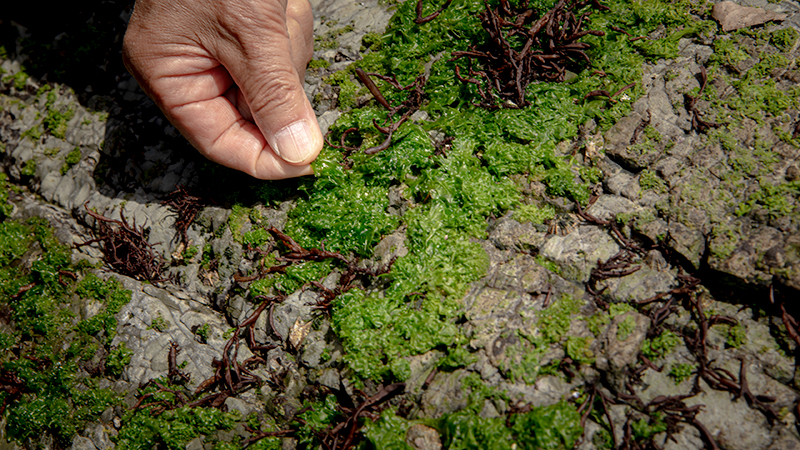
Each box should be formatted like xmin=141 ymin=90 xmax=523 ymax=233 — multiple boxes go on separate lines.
xmin=405 ymin=424 xmax=442 ymax=450
xmin=87 ymin=424 xmax=114 ymax=450
xmin=420 ymin=370 xmax=471 ymax=417
xmin=685 ymin=379 xmax=770 ymax=450
xmin=584 ymin=194 xmax=641 ymax=222
xmin=488 ymin=216 xmax=547 ymax=252
xmin=71 ymin=436 xmax=97 ymax=450
xmin=185 ymin=437 xmax=204 ymax=450
xmin=540 ymin=226 xmax=621 ymax=282
xmin=598 ymin=265 xmax=678 ymax=303
xmin=596 ymin=311 xmax=650 ymax=389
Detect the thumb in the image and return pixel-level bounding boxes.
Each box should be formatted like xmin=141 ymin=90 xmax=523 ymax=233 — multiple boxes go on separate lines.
xmin=231 ymin=29 xmax=322 ymax=165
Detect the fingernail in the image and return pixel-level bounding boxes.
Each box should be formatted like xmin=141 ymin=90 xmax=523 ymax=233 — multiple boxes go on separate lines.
xmin=273 ymin=120 xmax=314 ymax=164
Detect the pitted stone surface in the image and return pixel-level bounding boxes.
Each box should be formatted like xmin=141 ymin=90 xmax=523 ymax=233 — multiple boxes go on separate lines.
xmin=2 ymin=0 xmax=800 ymax=449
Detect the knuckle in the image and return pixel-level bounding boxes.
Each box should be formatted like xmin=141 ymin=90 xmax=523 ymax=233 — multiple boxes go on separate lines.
xmin=247 ymin=70 xmax=303 ymax=114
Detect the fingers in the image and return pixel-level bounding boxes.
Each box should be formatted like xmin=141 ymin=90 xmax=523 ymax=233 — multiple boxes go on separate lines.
xmin=217 ymin=3 xmax=321 ymax=166
xmin=287 ymin=0 xmax=314 ymax=68
xmin=161 ymin=67 xmax=314 ymax=179
xmin=122 ymin=0 xmax=322 ymax=179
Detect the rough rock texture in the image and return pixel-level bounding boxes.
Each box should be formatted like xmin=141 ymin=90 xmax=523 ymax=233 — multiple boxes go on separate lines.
xmin=1 ymin=0 xmax=800 ymax=449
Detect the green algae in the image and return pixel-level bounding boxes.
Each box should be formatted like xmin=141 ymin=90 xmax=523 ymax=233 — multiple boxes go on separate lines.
xmin=726 ymin=323 xmax=747 ymax=349
xmin=8 ymin=0 xmax=734 ymax=446
xmin=565 ymin=336 xmax=595 ymax=365
xmin=771 ymin=27 xmax=798 ymax=53
xmin=735 ymin=180 xmax=799 ymax=219
xmin=641 ymin=329 xmax=681 ymax=360
xmin=324 ymin=69 xmax=361 ymax=110
xmin=537 ymin=294 xmax=583 ymax=343
xmin=0 ymin=173 xmax=13 ymax=219
xmin=106 ymin=342 xmax=133 ymax=376
xmin=148 ymin=312 xmax=171 ymax=332
xmin=638 ymin=169 xmax=667 ymax=194
xmin=515 ymin=203 xmax=557 ymax=224
xmin=616 ymin=315 xmax=636 ymax=341
xmin=115 ymin=395 xmax=241 ymax=450
xmin=437 ymin=401 xmax=583 ymax=450
xmin=43 ymin=105 xmax=74 ymax=140
xmin=667 ymin=362 xmax=695 ymax=384
xmin=60 ymin=147 xmax=81 ymax=175
xmin=275 ymin=260 xmax=333 ymax=294
xmin=631 ymin=413 xmax=667 ymax=442
xmin=0 ymin=218 xmax=132 ymax=447
xmin=2 ymin=71 xmax=28 ymax=90
xmin=20 ymin=158 xmax=37 ymax=177
xmin=359 ymin=373 xmax=583 ymax=449
xmin=284 ymin=170 xmax=400 ymax=256
xmin=75 ymin=273 xmax=133 ymax=345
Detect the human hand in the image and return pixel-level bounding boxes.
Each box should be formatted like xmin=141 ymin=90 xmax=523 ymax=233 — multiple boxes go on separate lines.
xmin=122 ymin=0 xmax=322 ymax=179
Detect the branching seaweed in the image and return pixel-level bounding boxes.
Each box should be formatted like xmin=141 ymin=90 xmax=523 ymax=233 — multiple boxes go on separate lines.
xmin=78 ymin=202 xmax=166 ymax=283
xmin=161 ymin=185 xmax=204 ymax=246
xmin=451 ymin=0 xmax=607 ymax=108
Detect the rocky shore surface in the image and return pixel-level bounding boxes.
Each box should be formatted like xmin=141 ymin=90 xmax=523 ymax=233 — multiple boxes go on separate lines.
xmin=2 ymin=0 xmax=800 ymax=449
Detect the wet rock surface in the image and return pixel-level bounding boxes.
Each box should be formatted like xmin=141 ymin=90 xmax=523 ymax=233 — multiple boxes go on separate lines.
xmin=2 ymin=0 xmax=800 ymax=449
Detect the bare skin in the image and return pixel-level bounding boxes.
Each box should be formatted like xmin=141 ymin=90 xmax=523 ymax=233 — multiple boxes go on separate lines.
xmin=122 ymin=0 xmax=322 ymax=180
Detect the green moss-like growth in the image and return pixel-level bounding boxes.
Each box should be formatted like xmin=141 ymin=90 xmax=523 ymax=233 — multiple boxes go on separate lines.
xmin=21 ymin=125 xmax=43 ymax=142
xmin=638 ymin=169 xmax=667 ymax=194
xmin=0 ymin=218 xmax=131 ymax=447
xmin=242 ymin=0 xmax=720 ymax=442
xmin=195 ymin=323 xmax=211 ymax=343
xmin=307 ymin=59 xmax=331 ymax=70
xmin=735 ymin=180 xmax=799 ymax=219
xmin=148 ymin=312 xmax=171 ymax=332
xmin=771 ymin=27 xmax=798 ymax=52
xmin=710 ymin=37 xmax=750 ymax=68
xmin=616 ymin=315 xmax=636 ymax=341
xmin=437 ymin=401 xmax=583 ymax=450
xmin=115 ymin=398 xmax=240 ymax=450
xmin=275 ymin=260 xmax=333 ymax=294
xmin=537 ymin=294 xmax=583 ymax=343
xmin=668 ymin=362 xmax=696 ymax=384
xmin=60 ymin=147 xmax=81 ymax=175
xmin=361 ymin=32 xmax=383 ymax=51
xmin=726 ymin=323 xmax=747 ymax=348
xmin=0 ymin=172 xmax=14 ymax=219
xmin=565 ymin=336 xmax=595 ymax=364
xmin=285 ymin=171 xmax=400 ymax=256
xmin=3 ymin=71 xmax=28 ymax=90
xmin=515 ymin=203 xmax=556 ymax=224
xmin=75 ymin=273 xmax=133 ymax=345
xmin=641 ymin=329 xmax=681 ymax=360
xmin=20 ymin=159 xmax=37 ymax=177
xmin=44 ymin=107 xmax=75 ymax=140
xmin=241 ymin=227 xmax=270 ymax=248
xmin=631 ymin=413 xmax=667 ymax=442
xmin=227 ymin=204 xmax=251 ymax=241
xmin=325 ymin=69 xmax=359 ymax=110
xmin=106 ymin=342 xmax=133 ymax=376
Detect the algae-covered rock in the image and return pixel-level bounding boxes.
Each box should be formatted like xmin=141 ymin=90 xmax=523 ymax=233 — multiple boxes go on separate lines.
xmin=596 ymin=311 xmax=650 ymax=389
xmin=540 ymin=226 xmax=621 ymax=282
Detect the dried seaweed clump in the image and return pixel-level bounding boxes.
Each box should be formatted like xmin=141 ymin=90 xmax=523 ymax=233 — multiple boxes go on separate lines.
xmin=452 ymin=0 xmax=607 ymax=108
xmin=161 ymin=185 xmax=204 ymax=246
xmin=80 ymin=202 xmax=166 ymax=282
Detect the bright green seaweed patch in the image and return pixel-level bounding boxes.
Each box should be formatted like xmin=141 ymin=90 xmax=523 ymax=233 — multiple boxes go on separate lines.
xmin=0 ymin=218 xmax=132 ymax=448
xmin=437 ymin=401 xmax=583 ymax=450
xmin=75 ymin=273 xmax=133 ymax=345
xmin=0 ymin=173 xmax=13 ymax=219
xmin=115 ymin=390 xmax=241 ymax=450
xmin=515 ymin=203 xmax=557 ymax=224
xmin=287 ymin=0 xmax=703 ymax=387
xmin=285 ymin=169 xmax=400 ymax=256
